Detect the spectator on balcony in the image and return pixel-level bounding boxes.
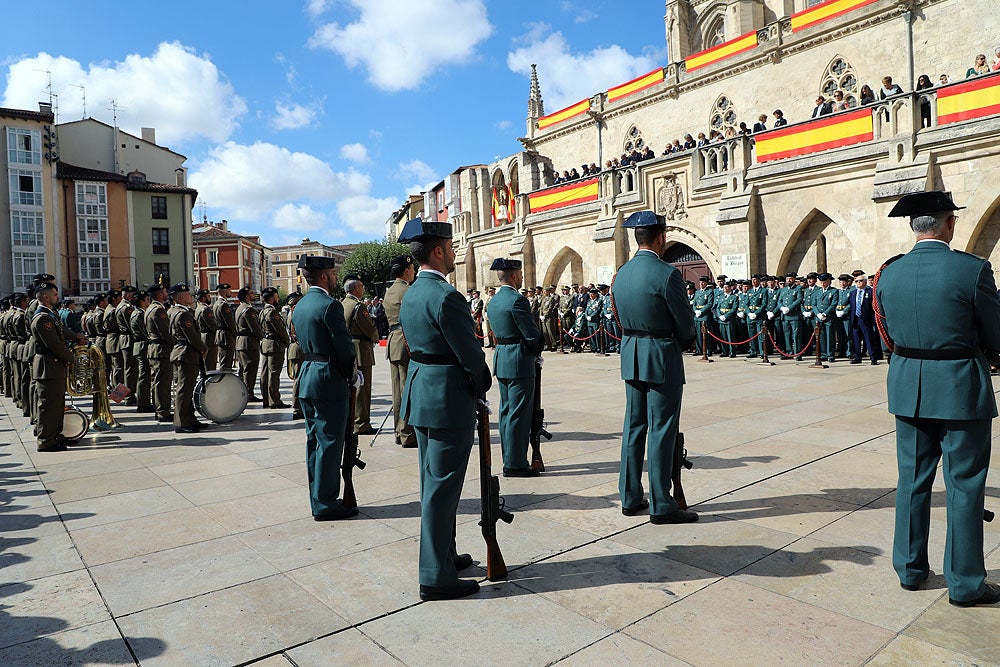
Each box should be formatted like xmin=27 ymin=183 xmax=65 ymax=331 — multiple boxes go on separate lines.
xmin=604 ymin=160 xmax=613 ymax=171
xmin=812 ymin=95 xmax=833 ymax=118
xmin=992 ymin=47 xmax=1000 ymax=71
xmin=588 ymin=162 xmax=599 ymax=174
xmin=938 ymin=74 xmax=951 ymax=86
xmin=879 ymin=76 xmax=904 ymax=99
xmin=710 ymin=129 xmax=724 ymax=143
xmin=772 ymin=110 xmax=787 ymax=128
xmin=611 ymin=157 xmax=621 ymax=168
xmin=753 ymin=114 xmax=768 ymax=133
xmin=966 ymin=54 xmax=990 ymax=78
xmin=670 ymin=139 xmax=683 ymax=153
xmin=683 ymin=134 xmax=696 ymax=149
xmin=724 ymin=126 xmax=737 ymax=139
xmin=831 ymin=90 xmax=850 ymax=112
xmin=696 ymin=132 xmax=709 ymax=147
xmin=641 ymin=146 xmax=655 ymax=161
xmin=859 ymin=84 xmax=876 ymax=105
xmin=738 ymin=122 xmax=751 ymax=135
xmin=916 ymin=74 xmax=934 ymax=128
xmin=561 ymin=170 xmax=571 ymax=182
xmin=568 ymin=167 xmax=580 ymax=180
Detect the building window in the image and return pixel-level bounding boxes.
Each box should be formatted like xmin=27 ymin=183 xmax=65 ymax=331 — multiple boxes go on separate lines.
xmin=153 ymin=263 xmax=170 ymax=286
xmin=10 ymin=210 xmax=44 ymax=246
xmin=207 ymin=249 xmax=218 ymax=267
xmin=78 ymin=256 xmax=110 ymax=295
xmin=151 ymin=195 xmax=167 ymax=219
xmin=13 ymin=252 xmax=45 ymax=291
xmin=623 ymin=125 xmax=645 ymax=154
xmin=710 ymin=94 xmax=739 ymax=134
xmin=76 ymin=182 xmax=107 ymax=216
xmin=276 ymin=269 xmax=282 ymax=278
xmin=820 ymin=56 xmax=859 ymax=108
xmin=152 ymin=228 xmax=169 ymax=254
xmin=9 ymin=170 xmax=42 ymax=206
xmin=208 ymin=272 xmax=219 ymax=290
xmin=77 ymin=218 xmax=109 ymax=254
xmin=7 ymin=128 xmax=41 ymax=165
xmin=705 ymin=15 xmax=726 ymax=48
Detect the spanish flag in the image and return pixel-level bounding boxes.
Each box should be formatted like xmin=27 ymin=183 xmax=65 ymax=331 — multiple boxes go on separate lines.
xmin=528 ymin=178 xmax=599 ymax=213
xmin=791 ymin=0 xmax=877 ymax=32
xmin=937 ymin=74 xmax=1000 ymax=125
xmin=755 ymin=108 xmax=873 ymax=163
xmin=685 ymin=31 xmax=758 ymax=73
xmin=537 ymin=99 xmax=590 ymax=130
xmin=607 ymin=68 xmax=665 ymax=103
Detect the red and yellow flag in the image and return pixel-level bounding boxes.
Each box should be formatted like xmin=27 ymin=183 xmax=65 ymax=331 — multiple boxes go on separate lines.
xmin=528 ymin=178 xmax=599 ymax=214
xmin=685 ymin=31 xmax=758 ymax=73
xmin=537 ymin=99 xmax=590 ymax=130
xmin=791 ymin=0 xmax=877 ymax=32
xmin=755 ymin=108 xmax=873 ymax=163
xmin=607 ymin=68 xmax=665 ymax=103
xmin=938 ymin=73 xmax=1000 ymax=125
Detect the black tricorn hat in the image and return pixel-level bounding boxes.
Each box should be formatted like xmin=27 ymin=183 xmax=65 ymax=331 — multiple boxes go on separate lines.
xmin=838 ymin=273 xmax=852 ymax=281
xmin=297 ymin=255 xmax=336 ymax=270
xmin=169 ymin=283 xmax=189 ymax=295
xmin=818 ymin=272 xmax=833 ymax=281
xmin=217 ymin=282 xmax=232 ymax=290
xmin=888 ymin=191 xmax=965 ymax=218
xmin=397 ymin=217 xmax=453 ymax=243
xmin=490 ymin=258 xmax=522 ymax=271
xmin=623 ymin=210 xmax=666 ymax=228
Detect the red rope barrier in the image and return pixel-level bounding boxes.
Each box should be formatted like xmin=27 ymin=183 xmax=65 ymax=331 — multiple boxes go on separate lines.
xmin=705 ymin=329 xmax=764 ymax=346
xmin=766 ymin=331 xmax=817 ymax=358
xmin=563 ymin=328 xmax=601 ymax=342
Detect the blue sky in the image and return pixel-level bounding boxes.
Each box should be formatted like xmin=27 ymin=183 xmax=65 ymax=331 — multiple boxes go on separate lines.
xmin=2 ymin=1 xmax=668 ymax=246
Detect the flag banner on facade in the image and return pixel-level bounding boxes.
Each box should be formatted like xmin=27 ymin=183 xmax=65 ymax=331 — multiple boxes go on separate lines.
xmin=685 ymin=31 xmax=758 ymax=73
xmin=607 ymin=68 xmax=665 ymax=103
xmin=791 ymin=0 xmax=877 ymax=32
xmin=755 ymin=108 xmax=873 ymax=162
xmin=937 ymin=73 xmax=1000 ymax=125
xmin=537 ymin=99 xmax=590 ymax=130
xmin=528 ymin=178 xmax=599 ymax=213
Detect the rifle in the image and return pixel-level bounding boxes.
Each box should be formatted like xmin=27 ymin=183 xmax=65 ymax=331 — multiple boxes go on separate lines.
xmin=530 ymin=361 xmax=552 ymax=471
xmin=478 ymin=398 xmax=513 ymax=581
xmin=341 ymin=384 xmax=366 ymax=510
xmin=672 ymin=431 xmax=693 ymax=510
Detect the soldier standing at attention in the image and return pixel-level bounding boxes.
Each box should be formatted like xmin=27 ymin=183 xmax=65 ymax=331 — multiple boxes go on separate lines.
xmin=31 ymin=282 xmax=80 ymax=452
xmin=103 ymin=289 xmax=123 ymax=388
xmin=599 ymin=284 xmax=619 ymax=354
xmin=877 ymin=191 xmax=1000 ymax=607
xmin=145 ymin=284 xmax=174 ymax=423
xmin=611 ymin=211 xmax=698 ymax=523
xmin=259 ymin=286 xmax=291 ymax=409
xmin=284 ymin=293 xmax=305 ymax=420
xmin=292 ymin=255 xmax=358 ymax=520
xmin=130 ymin=290 xmax=154 ymax=413
xmin=115 ymin=285 xmax=137 ymax=405
xmin=342 ymin=275 xmax=380 ymax=435
xmin=213 ymin=283 xmax=238 ymax=370
xmin=168 ymin=284 xmax=208 ymax=433
xmin=383 ymin=255 xmax=417 ymax=447
xmin=776 ymin=273 xmax=804 ymax=360
xmin=236 ymin=287 xmax=264 ymax=402
xmin=195 ymin=289 xmax=220 ymax=372
xmin=397 ymin=217 xmax=491 ymax=601
xmin=558 ymin=285 xmax=574 ymax=350
xmin=540 ymin=285 xmax=560 ymax=352
xmin=715 ymin=280 xmax=739 ymax=358
xmin=469 ymin=289 xmax=484 ymax=340
xmin=488 ymin=257 xmax=544 ymax=477
xmin=835 ymin=274 xmax=854 ymax=359
xmin=801 ymin=272 xmax=819 ymax=354
xmin=584 ymin=288 xmax=603 ymax=353
xmin=744 ymin=275 xmax=768 ymax=359
xmin=482 ymin=286 xmax=495 ymax=348
xmin=813 ymin=273 xmax=838 ymax=362
xmin=692 ymin=276 xmax=715 ymax=356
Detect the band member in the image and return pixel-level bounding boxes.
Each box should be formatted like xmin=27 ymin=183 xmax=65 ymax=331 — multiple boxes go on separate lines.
xmin=104 ymin=288 xmax=124 ymax=387
xmin=168 ymin=284 xmax=208 ymax=433
xmin=30 ymin=282 xmax=78 ymax=451
xmin=383 ymin=255 xmax=416 ymax=447
xmin=342 ymin=275 xmax=379 ymax=434
xmin=145 ymin=284 xmax=174 ymax=422
xmin=9 ymin=293 xmax=30 ymax=417
xmin=130 ymin=290 xmax=154 ymax=412
xmin=115 ymin=285 xmax=137 ymax=405
xmin=284 ymin=293 xmax=304 ymax=419
xmin=236 ymin=287 xmax=264 ymax=402
xmin=195 ymin=289 xmax=220 ymax=372
xmin=213 ymin=283 xmax=238 ymax=369
xmin=260 ymin=286 xmax=291 ymax=409
xmin=291 ymin=255 xmax=357 ymax=520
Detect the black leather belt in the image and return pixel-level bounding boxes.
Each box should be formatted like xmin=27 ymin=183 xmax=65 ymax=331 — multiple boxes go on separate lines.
xmin=388 ymin=324 xmax=402 ymax=333
xmin=304 ymin=353 xmax=330 ymax=362
xmin=263 ymin=335 xmax=276 ymax=340
xmin=494 ymin=337 xmax=523 ymax=345
xmin=410 ymin=352 xmax=458 ymax=365
xmin=893 ymin=346 xmax=979 ymax=360
xmin=623 ymin=330 xmax=676 ymax=340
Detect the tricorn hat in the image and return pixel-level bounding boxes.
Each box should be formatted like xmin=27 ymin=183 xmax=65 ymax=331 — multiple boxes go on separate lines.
xmin=888 ymin=190 xmax=965 ymax=218
xmin=397 ymin=217 xmax=453 ymax=243
xmin=297 ymin=255 xmax=336 ymax=270
xmin=623 ymin=210 xmax=667 ymax=229
xmin=490 ymin=258 xmax=522 ymax=271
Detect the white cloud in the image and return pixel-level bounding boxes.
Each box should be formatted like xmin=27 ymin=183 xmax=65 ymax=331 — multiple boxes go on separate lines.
xmin=507 ymin=27 xmax=661 ymax=109
xmin=337 ymin=195 xmax=400 ymax=236
xmin=305 ymin=0 xmax=335 ymax=17
xmin=2 ymin=42 xmax=246 ymax=145
xmin=189 ymin=141 xmax=370 ymax=219
xmin=559 ymin=1 xmax=598 ymax=23
xmin=495 ymin=119 xmax=512 ymax=131
xmin=272 ymin=203 xmax=327 ymax=231
xmin=398 ymin=159 xmax=437 ymax=184
xmin=309 ymin=0 xmax=493 ymax=91
xmin=271 ymin=101 xmax=317 ymax=130
xmin=340 ymin=142 xmax=370 ymax=163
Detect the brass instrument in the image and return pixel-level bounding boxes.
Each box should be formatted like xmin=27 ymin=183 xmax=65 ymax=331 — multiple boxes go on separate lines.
xmin=286 ymin=356 xmax=296 ymax=381
xmin=67 ymin=343 xmax=120 ymax=431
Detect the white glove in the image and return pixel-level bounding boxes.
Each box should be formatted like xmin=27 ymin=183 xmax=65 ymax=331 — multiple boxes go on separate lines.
xmin=476 ymin=397 xmax=491 ymax=414
xmin=694 ymin=309 xmax=702 ymax=317
xmin=720 ymin=315 xmax=728 ymax=322
xmin=837 ymin=311 xmax=846 ymax=318
xmin=817 ymin=313 xmax=826 ymax=321
xmin=767 ymin=311 xmax=774 ymax=320
xmin=780 ymin=306 xmax=789 ymax=314
xmin=803 ymin=311 xmax=812 ymax=318
xmin=737 ymin=312 xmax=745 ymax=319
xmin=748 ymin=312 xmax=757 ymax=320
xmin=353 ymin=369 xmax=365 ymax=389
xmin=537 ymin=355 xmax=544 ymax=367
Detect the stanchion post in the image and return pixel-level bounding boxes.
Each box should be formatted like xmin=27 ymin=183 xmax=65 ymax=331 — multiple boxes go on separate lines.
xmin=698 ymin=322 xmax=713 ymax=363
xmin=559 ymin=317 xmax=566 ymax=354
xmin=808 ymin=323 xmax=828 ymax=369
xmin=599 ymin=324 xmax=608 ymax=357
xmin=759 ymin=320 xmax=775 ymax=366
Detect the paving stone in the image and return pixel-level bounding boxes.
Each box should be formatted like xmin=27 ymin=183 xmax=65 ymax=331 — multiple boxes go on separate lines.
xmin=865 ymin=635 xmax=985 ymax=666
xmin=42 ymin=467 xmax=166 ymax=504
xmin=172 ymin=468 xmax=298 ymax=505
xmin=55 ymin=486 xmax=193 ymax=530
xmin=903 ymin=595 xmax=1000 ymax=664
xmin=148 ymin=453 xmax=261 ymax=485
xmin=287 ymin=628 xmax=406 ymax=666
xmin=0 ymin=531 xmax=84 ymax=584
xmin=0 ymin=570 xmax=111 ymax=650
xmin=0 ymin=620 xmax=145 ymax=666
xmin=555 ymin=633 xmax=690 ymax=666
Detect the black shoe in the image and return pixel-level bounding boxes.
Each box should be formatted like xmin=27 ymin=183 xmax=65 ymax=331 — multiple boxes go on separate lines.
xmin=401 ymin=441 xmax=418 ymax=449
xmin=795 ymin=356 xmax=803 ymax=361
xmin=900 ymin=580 xmax=925 ymax=592
xmin=37 ymin=442 xmax=67 ymax=452
xmin=247 ymin=396 xmax=263 ymax=403
xmin=622 ymin=499 xmax=650 ymax=516
xmin=650 ymin=509 xmax=699 ymax=524
xmin=192 ymin=422 xmax=209 ymax=430
xmin=136 ymin=406 xmax=155 ymax=413
xmin=949 ymin=583 xmax=1000 ymax=607
xmin=503 ymin=467 xmax=540 ymax=478
xmin=419 ymin=579 xmax=480 ymax=601
xmin=156 ymin=414 xmax=174 ymax=422
xmin=454 ymin=553 xmax=474 ymax=571
xmin=313 ymin=507 xmax=360 ymax=521
xmin=174 ymin=427 xmax=198 ymax=434
xmin=871 ymin=360 xmax=879 ymax=366
xmin=355 ymin=427 xmax=378 ymax=436
xmin=124 ymin=398 xmax=137 ymax=406
xmin=395 ymin=436 xmax=401 ymax=445
xmin=292 ymin=412 xmax=304 ymax=420
xmin=850 ymin=359 xmax=862 ymax=365
xmin=270 ymin=402 xmax=290 ymax=409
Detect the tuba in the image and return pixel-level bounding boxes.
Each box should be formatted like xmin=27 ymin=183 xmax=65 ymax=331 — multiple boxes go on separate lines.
xmin=67 ymin=343 xmax=120 ymax=431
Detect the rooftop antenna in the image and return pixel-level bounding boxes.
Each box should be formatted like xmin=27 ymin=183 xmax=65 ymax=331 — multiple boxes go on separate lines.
xmin=34 ymin=68 xmax=53 ymax=104
xmin=108 ymin=98 xmax=127 ymax=173
xmin=69 ymin=84 xmax=86 ymax=118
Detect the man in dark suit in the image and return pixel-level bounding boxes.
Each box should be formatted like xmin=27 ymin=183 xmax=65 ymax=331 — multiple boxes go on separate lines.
xmin=812 ymin=96 xmax=833 ymax=118
xmin=849 ymin=275 xmax=881 ymax=365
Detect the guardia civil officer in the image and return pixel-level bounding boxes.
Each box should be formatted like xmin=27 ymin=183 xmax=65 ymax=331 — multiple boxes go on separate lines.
xmin=342 ymin=275 xmax=379 ymax=434
xmin=259 ymin=286 xmax=291 ymax=408
xmin=129 ymin=290 xmax=154 ymax=412
xmin=397 ymin=217 xmax=491 ymax=601
xmin=835 ymin=274 xmax=854 ymax=358
xmin=776 ymin=273 xmax=804 ymax=360
xmin=31 ymin=282 xmax=80 ymax=452
xmin=195 ymin=289 xmax=220 ymax=372
xmin=236 ymin=287 xmax=264 ymax=402
xmin=10 ymin=293 xmax=30 ymax=416
xmin=145 ymin=284 xmax=174 ymax=422
xmin=691 ymin=276 xmax=714 ymax=356
xmin=812 ymin=273 xmax=838 ymax=362
xmin=213 ymin=283 xmax=238 ymax=369
xmin=488 ymin=257 xmax=544 ymax=477
xmin=876 ymin=191 xmax=1000 ymax=606
xmin=291 ymin=255 xmax=358 ymax=520
xmin=168 ymin=284 xmax=208 ymax=433
xmin=610 ymin=211 xmax=698 ymax=523
xmin=383 ymin=255 xmax=417 ymax=447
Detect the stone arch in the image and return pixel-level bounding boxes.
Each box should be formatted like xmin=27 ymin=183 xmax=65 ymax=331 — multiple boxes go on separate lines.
xmin=693 ymin=4 xmax=727 ymax=51
xmin=543 ymin=246 xmax=584 ymax=288
xmin=778 ymin=209 xmax=857 ymax=275
xmin=965 ymin=193 xmax=1000 ymax=264
xmin=490 ymin=168 xmax=512 ymax=227
xmin=819 ymin=55 xmax=860 ymax=107
xmin=663 ymin=226 xmax=719 ymax=274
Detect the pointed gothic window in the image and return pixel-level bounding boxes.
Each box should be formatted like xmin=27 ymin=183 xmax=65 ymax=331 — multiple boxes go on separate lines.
xmin=820 ymin=57 xmax=859 ymax=107
xmin=706 ymin=15 xmax=726 ymax=47
xmin=710 ymin=95 xmax=738 ymax=133
xmin=623 ymin=125 xmax=645 ymax=154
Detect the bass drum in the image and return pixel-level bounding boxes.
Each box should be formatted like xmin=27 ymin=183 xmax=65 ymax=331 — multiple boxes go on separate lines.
xmin=194 ymin=371 xmax=248 ymax=424
xmin=62 ymin=407 xmax=90 ymax=443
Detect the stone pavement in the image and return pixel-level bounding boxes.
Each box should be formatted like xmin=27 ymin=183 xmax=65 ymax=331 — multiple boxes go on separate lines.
xmin=1 ymin=351 xmax=998 ymax=666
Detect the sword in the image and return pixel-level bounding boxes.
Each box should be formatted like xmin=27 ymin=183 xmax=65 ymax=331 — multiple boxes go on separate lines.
xmin=368 ymin=406 xmax=394 ymax=447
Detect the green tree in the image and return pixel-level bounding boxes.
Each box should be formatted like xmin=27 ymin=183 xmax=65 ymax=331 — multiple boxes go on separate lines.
xmin=340 ymin=237 xmax=410 ymax=297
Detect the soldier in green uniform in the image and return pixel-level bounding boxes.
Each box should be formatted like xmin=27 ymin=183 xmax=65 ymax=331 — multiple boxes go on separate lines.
xmin=115 ymin=285 xmax=137 ymax=405
xmin=397 ymin=217 xmax=491 ymax=601
xmin=145 ymin=284 xmax=174 ymax=423
xmin=800 ymin=272 xmax=818 ymax=355
xmin=488 ymin=257 xmax=544 ymax=477
xmin=0 ymin=297 xmax=9 ymax=400
xmin=213 ymin=283 xmax=238 ymax=370
xmin=104 ymin=289 xmax=123 ymax=388
xmin=383 ymin=255 xmax=417 ymax=447
xmin=599 ymin=284 xmax=619 ymax=353
xmin=776 ymin=273 xmax=804 ymax=360
xmin=168 ymin=284 xmax=208 ymax=433
xmin=236 ymin=287 xmax=264 ymax=402
xmin=835 ymin=274 xmax=853 ymax=358
xmin=539 ymin=285 xmax=560 ymax=352
xmin=611 ymin=211 xmax=698 ymax=523
xmin=743 ymin=275 xmax=768 ymax=358
xmin=342 ymin=274 xmax=380 ymax=435
xmin=583 ymin=288 xmax=603 ymax=353
xmin=130 ymin=290 xmax=154 ymax=412
xmin=469 ymin=289 xmax=484 ymax=340
xmin=558 ymin=285 xmax=574 ymax=350
xmin=284 ymin=293 xmax=305 ymax=420
xmin=813 ymin=273 xmax=839 ymax=362
xmin=877 ymin=191 xmax=1000 ymax=607
xmin=259 ymin=286 xmax=291 ymax=409
xmin=692 ymin=276 xmax=715 ymax=356
xmin=195 ymin=289 xmax=219 ymax=372
xmin=291 ymin=255 xmax=358 ymax=521
xmin=714 ymin=280 xmax=739 ymax=357
xmin=9 ymin=293 xmax=30 ymax=415
xmin=30 ymin=282 xmax=80 ymax=451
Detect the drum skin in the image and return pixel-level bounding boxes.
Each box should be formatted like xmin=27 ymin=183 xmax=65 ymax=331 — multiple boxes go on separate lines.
xmin=195 ymin=371 xmax=248 ymax=423
xmin=61 ymin=408 xmax=90 ymax=443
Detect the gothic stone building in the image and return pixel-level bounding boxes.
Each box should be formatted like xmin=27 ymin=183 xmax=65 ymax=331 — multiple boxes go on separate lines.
xmin=443 ymin=0 xmax=1000 ymax=291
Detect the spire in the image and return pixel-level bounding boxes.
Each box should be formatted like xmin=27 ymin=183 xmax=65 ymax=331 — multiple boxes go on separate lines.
xmin=528 ymin=64 xmax=544 ymax=120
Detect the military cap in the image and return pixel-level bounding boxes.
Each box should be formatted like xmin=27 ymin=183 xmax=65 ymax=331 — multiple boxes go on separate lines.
xmin=520 ymin=289 xmax=528 ymax=294
xmin=148 ymin=283 xmax=165 ymax=294
xmin=818 ymin=272 xmax=833 ymax=281
xmin=135 ymin=290 xmax=149 ymax=300
xmin=706 ymin=282 xmax=717 ymax=288
xmin=806 ymin=271 xmax=818 ymax=279
xmin=237 ymin=286 xmax=253 ymax=300
xmin=297 ymin=255 xmax=336 ymax=270
xmin=11 ymin=291 xmax=27 ymax=301
xmin=623 ymin=210 xmax=666 ymax=228
xmin=107 ymin=288 xmax=122 ymax=298
xmin=685 ymin=281 xmax=695 ymax=289
xmin=751 ymin=273 xmax=763 ymax=279
xmin=534 ymin=285 xmax=543 ymax=291
xmin=32 ymin=273 xmax=55 ymax=284
xmin=465 ymin=289 xmax=473 ymax=294
xmin=342 ymin=273 xmax=362 ymax=283
xmin=561 ymin=285 xmax=571 ymax=290
xmin=726 ymin=280 xmax=737 ymax=286
xmin=169 ymin=283 xmax=190 ymax=295
xmin=546 ymin=284 xmax=556 ymax=290
xmin=784 ymin=272 xmax=796 ymax=278
xmin=490 ymin=258 xmax=522 ymax=271
xmin=217 ymin=282 xmax=232 ymax=290
xmin=571 ymin=283 xmax=579 ymax=288
xmin=122 ymin=284 xmax=137 ymax=292
xmin=838 ymin=273 xmax=852 ymax=281
xmin=598 ymin=284 xmax=609 ymax=290
xmin=36 ymin=281 xmax=58 ymax=292
xmin=389 ymin=255 xmax=414 ymax=270
xmin=286 ymin=292 xmax=301 ymax=305
xmin=699 ymin=275 xmax=709 ymax=282
xmin=888 ymin=190 xmax=965 ymax=218
xmin=717 ymin=275 xmax=728 ymax=281
xmin=261 ymin=287 xmax=278 ymax=298
xmin=588 ymin=287 xmax=599 ymax=294
xmin=397 ymin=217 xmax=453 ymax=242
xmin=196 ymin=288 xmax=211 ymax=298
xmin=851 ymin=269 xmax=866 ymax=277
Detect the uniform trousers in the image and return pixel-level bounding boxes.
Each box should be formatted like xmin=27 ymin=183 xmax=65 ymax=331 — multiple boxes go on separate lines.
xmin=819 ymin=318 xmax=837 ymax=360
xmin=173 ymin=361 xmax=199 ymax=428
xmin=780 ymin=316 xmax=802 ymax=357
xmin=218 ymin=344 xmax=235 ymax=370
xmin=415 ymin=425 xmax=472 ymax=586
xmin=604 ymin=316 xmax=620 ymax=353
xmin=354 ymin=364 xmax=373 ymax=432
xmin=542 ymin=316 xmax=559 ymax=351
xmin=620 ymin=379 xmax=683 ymax=516
xmin=497 ymin=377 xmax=535 ymax=470
xmin=109 ymin=350 xmax=125 ymax=389
xmin=261 ymin=346 xmax=286 ymax=407
xmin=390 ymin=359 xmax=415 ymax=445
xmin=238 ymin=349 xmax=260 ymax=396
xmin=289 ymin=359 xmax=302 ymax=417
xmin=302 ymin=395 xmax=350 ymax=516
xmin=746 ymin=317 xmax=764 ymax=356
xmin=693 ymin=318 xmax=711 ymax=355
xmin=34 ymin=378 xmax=66 ymax=448
xmin=122 ymin=347 xmax=137 ymax=404
xmin=151 ymin=356 xmax=172 ymax=418
xmin=893 ymin=416 xmax=990 ymax=602
xmin=204 ymin=341 xmax=218 ymax=372
xmin=135 ymin=353 xmax=152 ymax=409
xmin=717 ymin=319 xmax=736 ymax=357
xmin=836 ymin=314 xmax=852 ymax=357
xmin=19 ymin=360 xmax=31 ymax=416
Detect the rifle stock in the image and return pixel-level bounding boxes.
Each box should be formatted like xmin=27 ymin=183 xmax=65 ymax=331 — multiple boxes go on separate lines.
xmin=672 ymin=431 xmax=692 ymax=511
xmin=342 ymin=384 xmax=366 ymax=510
xmin=478 ymin=400 xmax=512 ymax=581
xmin=530 ymin=361 xmax=552 ymax=471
